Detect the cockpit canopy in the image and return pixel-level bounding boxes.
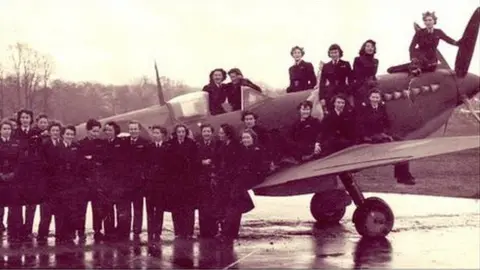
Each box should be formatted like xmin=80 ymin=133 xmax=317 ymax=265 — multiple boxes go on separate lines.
xmin=167 ymin=86 xmax=269 ymax=122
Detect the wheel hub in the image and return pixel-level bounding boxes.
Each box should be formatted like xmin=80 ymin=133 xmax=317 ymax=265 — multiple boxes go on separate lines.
xmin=365 ymin=211 xmax=388 ymax=233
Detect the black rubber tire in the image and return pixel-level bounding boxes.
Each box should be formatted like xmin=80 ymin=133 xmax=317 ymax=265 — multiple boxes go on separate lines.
xmin=352 ymin=197 xmax=394 ymax=238
xmin=310 ymin=191 xmax=348 ymax=224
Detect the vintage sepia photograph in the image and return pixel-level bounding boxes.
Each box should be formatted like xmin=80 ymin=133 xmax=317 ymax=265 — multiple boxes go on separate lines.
xmin=0 ymin=0 xmax=479 ymax=269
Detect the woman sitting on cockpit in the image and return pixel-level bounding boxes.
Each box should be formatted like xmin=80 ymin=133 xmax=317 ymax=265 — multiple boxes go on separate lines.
xmin=388 ymin=11 xmax=460 ymax=76
xmin=202 ymin=68 xmax=227 ymax=116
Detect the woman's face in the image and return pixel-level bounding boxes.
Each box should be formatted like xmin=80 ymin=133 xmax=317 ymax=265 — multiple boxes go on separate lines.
xmin=329 ymin=49 xmax=340 ymax=60
xmin=218 ymin=127 xmax=226 ymax=141
xmin=176 ymin=127 xmax=186 ymax=140
xmin=364 ymin=42 xmax=375 ymax=55
xmin=292 ymin=49 xmax=303 ymax=61
xmin=0 ymin=124 xmax=12 ymax=138
xmin=37 ymin=118 xmax=49 ymax=131
xmin=369 ymin=93 xmax=381 ymax=105
xmin=299 ymin=105 xmax=311 ymax=119
xmin=20 ymin=113 xmax=32 ymax=127
xmin=10 ymin=121 xmax=17 ymax=130
xmin=104 ymin=124 xmax=116 ymax=139
xmin=63 ymin=129 xmax=75 ymax=142
xmin=242 ymin=132 xmax=254 ymax=146
xmin=212 ymin=71 xmax=224 ymax=84
xmin=334 ymin=98 xmax=346 ymax=111
xmin=50 ymin=126 xmax=61 ymax=139
xmin=423 ymin=16 xmax=435 ymax=28
xmin=202 ymin=127 xmax=213 ymax=141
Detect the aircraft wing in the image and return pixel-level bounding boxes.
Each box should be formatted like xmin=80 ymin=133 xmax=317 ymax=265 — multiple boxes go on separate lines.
xmin=253 ymin=136 xmax=479 ymax=196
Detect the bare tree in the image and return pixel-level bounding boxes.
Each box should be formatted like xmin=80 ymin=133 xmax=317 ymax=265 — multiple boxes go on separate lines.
xmin=8 ymin=42 xmax=46 ymax=110
xmin=0 ymin=64 xmax=5 ymax=119
xmin=39 ymin=54 xmax=54 ymax=115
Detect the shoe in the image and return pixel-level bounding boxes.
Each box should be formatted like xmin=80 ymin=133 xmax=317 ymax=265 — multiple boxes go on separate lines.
xmin=94 ymin=232 xmax=105 ymax=242
xmin=397 ymin=175 xmax=416 ymax=185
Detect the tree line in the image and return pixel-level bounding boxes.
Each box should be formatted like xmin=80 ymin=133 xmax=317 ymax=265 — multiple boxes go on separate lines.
xmin=0 ymin=42 xmax=279 ymax=125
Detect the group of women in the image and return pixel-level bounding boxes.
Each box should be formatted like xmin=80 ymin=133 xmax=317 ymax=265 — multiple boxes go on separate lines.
xmin=0 ymin=111 xmax=269 ymax=243
xmin=0 ymin=10 xmax=462 ymax=244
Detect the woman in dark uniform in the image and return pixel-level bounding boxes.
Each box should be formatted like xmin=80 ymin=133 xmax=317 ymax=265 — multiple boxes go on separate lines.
xmin=289 ymin=101 xmax=322 ymax=162
xmin=215 ymin=124 xmax=240 ymax=238
xmin=203 ymin=69 xmax=227 ymax=115
xmin=287 ymin=46 xmax=317 ymax=93
xmin=221 ymin=129 xmax=268 ymax=239
xmin=196 ymin=124 xmax=219 ymax=238
xmin=146 ymin=125 xmax=169 ymax=241
xmin=352 ymin=40 xmax=379 ymax=107
xmin=318 ymin=94 xmax=356 ymax=155
xmin=318 ymin=44 xmax=353 ymax=109
xmin=0 ymin=121 xmax=22 ymax=241
xmin=13 ymin=109 xmax=44 ymax=239
xmin=51 ymin=125 xmax=87 ymax=243
xmin=102 ymin=121 xmax=127 ymax=240
xmin=357 ymin=89 xmax=415 ymax=185
xmin=388 ymin=11 xmax=459 ymax=75
xmin=166 ymin=124 xmax=198 ymax=238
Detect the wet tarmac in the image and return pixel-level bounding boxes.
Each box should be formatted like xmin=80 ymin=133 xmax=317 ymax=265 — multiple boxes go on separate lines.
xmin=0 ymin=192 xmax=479 ymax=269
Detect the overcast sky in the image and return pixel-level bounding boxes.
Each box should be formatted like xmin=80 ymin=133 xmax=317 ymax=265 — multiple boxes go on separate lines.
xmin=0 ymin=0 xmax=478 ymax=88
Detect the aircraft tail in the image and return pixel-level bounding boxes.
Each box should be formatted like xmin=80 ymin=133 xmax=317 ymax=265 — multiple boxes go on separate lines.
xmin=454 ymin=7 xmax=480 ymax=77
xmin=154 ymin=61 xmax=166 ymax=106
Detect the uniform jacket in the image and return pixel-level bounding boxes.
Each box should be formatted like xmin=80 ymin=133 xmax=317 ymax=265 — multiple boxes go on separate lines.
xmin=147 ymin=139 xmax=170 ymax=199
xmin=409 ymin=28 xmax=456 ymax=61
xmin=289 ymin=116 xmax=322 ymax=155
xmin=320 ymin=109 xmax=356 ymax=143
xmin=287 ymin=60 xmax=317 ymax=93
xmin=164 ymin=137 xmax=198 ymax=210
xmin=125 ymin=136 xmax=150 ymax=193
xmin=356 ymin=102 xmax=390 ymax=139
xmin=202 ymin=83 xmax=227 ymax=115
xmin=319 ymin=59 xmax=353 ymax=100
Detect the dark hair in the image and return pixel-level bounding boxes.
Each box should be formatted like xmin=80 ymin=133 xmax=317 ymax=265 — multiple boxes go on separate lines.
xmin=290 ymin=46 xmax=305 ymax=56
xmin=297 ymin=100 xmax=313 ymax=110
xmin=151 ymin=125 xmax=168 ymax=136
xmin=105 ymin=121 xmax=121 ymax=135
xmin=330 ymin=93 xmax=348 ymax=105
xmin=328 ymin=44 xmax=344 ymax=58
xmin=241 ymin=110 xmax=258 ymax=121
xmin=8 ymin=117 xmax=16 ymax=123
xmin=228 ymin=68 xmax=243 ymax=77
xmin=61 ymin=125 xmax=76 ymax=136
xmin=86 ymin=119 xmax=101 ymax=131
xmin=48 ymin=121 xmax=62 ymax=132
xmin=422 ymin=11 xmax=437 ymax=24
xmin=128 ymin=120 xmax=141 ymax=128
xmin=220 ymin=123 xmax=236 ymax=141
xmin=16 ymin=109 xmax=34 ymax=126
xmin=200 ymin=123 xmax=215 ymax=133
xmin=209 ymin=68 xmax=227 ymax=83
xmin=359 ymin=39 xmax=377 ymax=55
xmin=241 ymin=128 xmax=258 ymax=145
xmin=0 ymin=121 xmax=13 ymax=130
xmin=36 ymin=114 xmax=48 ymax=122
xmin=172 ymin=124 xmax=189 ymax=139
xmin=368 ymin=88 xmax=382 ymax=98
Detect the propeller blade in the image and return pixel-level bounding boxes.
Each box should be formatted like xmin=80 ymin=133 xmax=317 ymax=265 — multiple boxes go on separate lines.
xmin=462 ymin=96 xmax=480 ymax=124
xmin=455 ymin=7 xmax=480 ymax=77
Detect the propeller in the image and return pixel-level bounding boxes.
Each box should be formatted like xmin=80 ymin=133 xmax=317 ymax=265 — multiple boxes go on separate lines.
xmin=454 ymin=7 xmax=480 ymax=78
xmin=462 ymin=94 xmax=480 ymax=123
xmin=154 ymin=60 xmax=166 ymax=106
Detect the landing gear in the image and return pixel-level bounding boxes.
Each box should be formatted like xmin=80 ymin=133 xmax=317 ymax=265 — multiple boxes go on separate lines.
xmin=339 ymin=173 xmax=395 ymax=238
xmin=310 ymin=190 xmax=351 ymax=224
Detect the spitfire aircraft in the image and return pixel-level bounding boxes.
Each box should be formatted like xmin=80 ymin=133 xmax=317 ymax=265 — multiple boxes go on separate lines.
xmin=1 ymin=8 xmax=479 ymax=238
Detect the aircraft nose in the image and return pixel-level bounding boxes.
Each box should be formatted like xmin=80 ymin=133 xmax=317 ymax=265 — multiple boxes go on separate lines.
xmin=459 ymin=73 xmax=480 ymax=100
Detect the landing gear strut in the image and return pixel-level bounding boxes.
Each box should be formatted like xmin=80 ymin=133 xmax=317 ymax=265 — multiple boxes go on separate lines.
xmin=339 ymin=173 xmax=395 ymax=238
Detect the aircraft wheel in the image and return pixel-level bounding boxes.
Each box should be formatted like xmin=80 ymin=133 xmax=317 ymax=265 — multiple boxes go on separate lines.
xmin=310 ymin=191 xmax=348 ymax=224
xmin=353 ymin=197 xmax=394 ymax=238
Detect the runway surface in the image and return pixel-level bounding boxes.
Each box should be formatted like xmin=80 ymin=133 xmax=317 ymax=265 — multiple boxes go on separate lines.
xmin=1 ymin=192 xmax=479 ymax=269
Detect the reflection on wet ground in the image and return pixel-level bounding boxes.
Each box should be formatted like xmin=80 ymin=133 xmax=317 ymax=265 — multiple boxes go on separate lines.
xmin=0 ymin=193 xmax=479 ymax=269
